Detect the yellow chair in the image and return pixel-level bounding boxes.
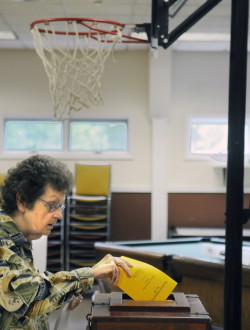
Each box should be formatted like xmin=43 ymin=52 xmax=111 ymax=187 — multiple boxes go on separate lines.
xmin=65 ymin=163 xmax=112 ymax=270
xmin=0 ymin=173 xmax=6 ymax=186
xmin=74 ymin=163 xmax=111 ymax=197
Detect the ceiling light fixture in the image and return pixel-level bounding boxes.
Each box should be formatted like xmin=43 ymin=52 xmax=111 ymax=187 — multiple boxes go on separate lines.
xmin=178 ymin=33 xmax=230 ymax=42
xmin=91 ymin=0 xmax=103 ymax=4
xmin=8 ymin=0 xmax=43 ymax=2
xmin=0 ymin=31 xmax=16 ymax=40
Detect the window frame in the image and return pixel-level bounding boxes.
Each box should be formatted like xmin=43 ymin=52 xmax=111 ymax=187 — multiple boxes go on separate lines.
xmin=69 ymin=119 xmax=129 ymax=153
xmin=186 ymin=116 xmax=250 ymax=161
xmin=4 ymin=119 xmax=64 ymax=152
xmin=0 ymin=117 xmax=133 ymax=160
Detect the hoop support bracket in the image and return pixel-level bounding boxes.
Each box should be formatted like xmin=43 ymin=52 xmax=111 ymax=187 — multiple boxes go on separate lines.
xmin=148 ymin=0 xmax=223 ymax=49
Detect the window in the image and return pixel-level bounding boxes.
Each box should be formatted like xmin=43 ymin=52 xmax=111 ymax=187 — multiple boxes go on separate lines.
xmin=69 ymin=120 xmax=128 ymax=152
xmin=5 ymin=120 xmax=63 ymax=151
xmin=190 ymin=120 xmax=228 ymax=155
xmin=188 ymin=118 xmax=250 ymax=158
xmin=3 ymin=119 xmax=129 ymax=157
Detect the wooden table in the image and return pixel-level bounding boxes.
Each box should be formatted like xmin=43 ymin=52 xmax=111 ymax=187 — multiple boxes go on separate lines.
xmin=95 ymin=237 xmax=250 ymax=329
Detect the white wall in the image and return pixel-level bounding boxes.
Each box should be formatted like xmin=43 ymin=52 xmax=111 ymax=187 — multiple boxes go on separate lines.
xmin=168 ymin=50 xmax=250 ymax=190
xmin=1 ymin=47 xmax=250 ymax=240
xmin=168 ymin=51 xmax=230 ymax=190
xmin=0 ymin=49 xmax=152 ymax=191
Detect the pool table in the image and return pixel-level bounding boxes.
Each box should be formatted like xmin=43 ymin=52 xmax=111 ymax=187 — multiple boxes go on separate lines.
xmin=94 ymin=237 xmax=250 ymax=330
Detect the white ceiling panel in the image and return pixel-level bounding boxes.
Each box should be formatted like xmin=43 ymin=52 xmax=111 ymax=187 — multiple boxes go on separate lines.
xmin=0 ymin=0 xmax=247 ymax=51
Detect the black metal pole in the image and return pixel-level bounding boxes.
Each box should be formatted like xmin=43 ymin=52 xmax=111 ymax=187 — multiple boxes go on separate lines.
xmin=224 ymin=0 xmax=249 ymax=329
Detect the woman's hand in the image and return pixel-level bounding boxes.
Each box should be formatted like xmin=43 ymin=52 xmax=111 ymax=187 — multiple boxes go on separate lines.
xmin=91 ymin=254 xmax=133 ymax=285
xmin=67 ymin=294 xmax=83 ymax=311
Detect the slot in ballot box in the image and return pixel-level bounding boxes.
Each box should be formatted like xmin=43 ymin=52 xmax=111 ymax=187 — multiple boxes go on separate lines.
xmin=89 ymin=292 xmax=212 ymax=330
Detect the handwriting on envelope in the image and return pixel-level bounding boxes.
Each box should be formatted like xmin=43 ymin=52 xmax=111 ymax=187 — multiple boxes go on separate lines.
xmin=116 ymin=256 xmax=177 ymax=301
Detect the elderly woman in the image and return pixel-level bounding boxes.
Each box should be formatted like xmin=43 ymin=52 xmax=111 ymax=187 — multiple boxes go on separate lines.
xmin=0 ymin=155 xmax=132 ymax=329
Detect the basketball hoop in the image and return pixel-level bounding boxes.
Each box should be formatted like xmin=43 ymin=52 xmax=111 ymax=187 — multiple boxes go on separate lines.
xmin=30 ymin=18 xmax=148 ymax=120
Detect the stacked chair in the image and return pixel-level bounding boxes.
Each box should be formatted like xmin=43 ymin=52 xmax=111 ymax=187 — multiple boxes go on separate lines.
xmin=65 ymin=163 xmax=111 ymax=270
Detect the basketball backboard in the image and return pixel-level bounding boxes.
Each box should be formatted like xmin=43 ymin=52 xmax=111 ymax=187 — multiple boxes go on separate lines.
xmin=144 ymin=0 xmax=223 ymax=49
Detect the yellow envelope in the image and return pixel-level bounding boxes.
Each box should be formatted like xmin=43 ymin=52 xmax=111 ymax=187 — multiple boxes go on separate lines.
xmin=116 ymin=256 xmax=177 ymax=301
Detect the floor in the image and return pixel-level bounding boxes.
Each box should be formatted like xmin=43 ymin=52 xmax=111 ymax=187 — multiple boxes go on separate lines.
xmin=49 ymin=297 xmax=92 ymax=330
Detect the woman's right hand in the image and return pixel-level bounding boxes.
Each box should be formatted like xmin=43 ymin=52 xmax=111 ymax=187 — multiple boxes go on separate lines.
xmin=91 ymin=254 xmax=133 ymax=285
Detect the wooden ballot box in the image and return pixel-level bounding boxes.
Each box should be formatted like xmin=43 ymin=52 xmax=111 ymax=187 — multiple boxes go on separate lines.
xmin=89 ymin=292 xmax=212 ymax=330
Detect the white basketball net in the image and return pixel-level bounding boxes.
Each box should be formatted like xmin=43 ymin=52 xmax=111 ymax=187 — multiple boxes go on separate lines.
xmin=31 ymin=20 xmax=122 ymax=120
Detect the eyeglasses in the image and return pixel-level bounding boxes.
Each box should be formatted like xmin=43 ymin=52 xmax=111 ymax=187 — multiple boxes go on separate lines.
xmin=38 ymin=197 xmax=66 ymax=213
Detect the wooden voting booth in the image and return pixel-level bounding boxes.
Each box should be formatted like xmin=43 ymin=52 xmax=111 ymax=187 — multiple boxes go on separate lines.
xmin=89 ymin=292 xmax=212 ymax=330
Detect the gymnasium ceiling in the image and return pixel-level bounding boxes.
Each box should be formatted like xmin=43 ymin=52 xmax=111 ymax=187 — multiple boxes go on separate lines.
xmin=0 ymin=0 xmax=246 ymax=51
